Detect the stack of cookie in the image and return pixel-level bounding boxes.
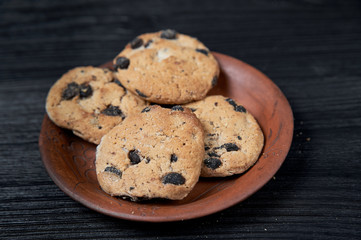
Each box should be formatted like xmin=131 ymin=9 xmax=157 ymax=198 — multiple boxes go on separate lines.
xmin=46 ymin=30 xmax=264 ymax=201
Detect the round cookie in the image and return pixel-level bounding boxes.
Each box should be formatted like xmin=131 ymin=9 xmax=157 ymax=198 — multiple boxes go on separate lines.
xmin=113 ymin=29 xmax=220 ymax=104
xmin=96 ymin=105 xmax=205 ymax=200
xmin=46 ymin=66 xmax=149 ymax=144
xmin=185 ymin=95 xmax=264 ymax=177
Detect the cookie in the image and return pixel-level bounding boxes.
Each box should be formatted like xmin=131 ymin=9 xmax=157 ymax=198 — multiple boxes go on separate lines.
xmin=46 ymin=66 xmax=149 ymax=144
xmin=185 ymin=95 xmax=264 ymax=177
xmin=96 ymin=105 xmax=205 ymax=200
xmin=113 ymin=29 xmax=220 ymax=104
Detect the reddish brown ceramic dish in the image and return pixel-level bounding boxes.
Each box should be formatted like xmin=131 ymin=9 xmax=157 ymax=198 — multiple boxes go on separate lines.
xmin=39 ymin=52 xmax=293 ymax=222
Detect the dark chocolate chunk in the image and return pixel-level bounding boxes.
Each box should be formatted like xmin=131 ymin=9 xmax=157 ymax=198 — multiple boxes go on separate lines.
xmin=114 ymin=57 xmax=130 ymax=70
xmin=225 ymin=98 xmax=247 ymax=113
xmin=162 ymin=172 xmax=185 ymax=185
xmin=62 ymin=82 xmax=79 ymax=100
xmin=135 ymin=89 xmax=148 ymax=98
xmin=221 ymin=143 xmax=239 ymax=151
xmin=128 ymin=150 xmax=141 ymax=165
xmin=171 ymin=105 xmax=184 ymax=111
xmin=144 ymin=39 xmax=153 ymax=48
xmin=160 ymin=29 xmax=177 ymax=39
xmin=79 ymin=83 xmax=93 ymax=99
xmin=104 ymin=166 xmax=122 ymax=177
xmin=130 ymin=37 xmax=143 ymax=49
xmin=226 ymin=98 xmax=237 ymax=108
xmin=113 ymin=79 xmax=126 ymax=90
xmin=212 ymin=76 xmax=218 ymax=87
xmin=196 ymin=48 xmax=209 ymax=56
xmin=170 ymin=154 xmax=178 ymax=162
xmin=235 ymin=105 xmax=247 ymax=113
xmin=204 ymin=146 xmax=210 ymax=151
xmin=207 ymin=152 xmax=220 ymax=157
xmin=204 ymin=158 xmax=222 ymax=170
xmin=141 ymin=106 xmax=151 ymax=113
xmin=101 ymin=105 xmax=125 ymax=119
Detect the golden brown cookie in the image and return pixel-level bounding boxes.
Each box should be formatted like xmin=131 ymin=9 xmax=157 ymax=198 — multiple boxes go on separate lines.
xmin=96 ymin=105 xmax=205 ymax=200
xmin=46 ymin=66 xmax=149 ymax=144
xmin=185 ymin=95 xmax=264 ymax=177
xmin=113 ymin=29 xmax=220 ymax=104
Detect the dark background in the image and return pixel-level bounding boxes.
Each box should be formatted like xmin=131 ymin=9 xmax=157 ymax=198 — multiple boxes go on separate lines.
xmin=1 ymin=0 xmax=360 ymax=239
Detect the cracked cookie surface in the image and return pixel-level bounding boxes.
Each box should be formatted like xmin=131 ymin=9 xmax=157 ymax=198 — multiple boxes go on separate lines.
xmin=46 ymin=66 xmax=149 ymax=144
xmin=185 ymin=95 xmax=264 ymax=177
xmin=95 ymin=105 xmax=204 ymax=200
xmin=113 ymin=30 xmax=220 ymax=104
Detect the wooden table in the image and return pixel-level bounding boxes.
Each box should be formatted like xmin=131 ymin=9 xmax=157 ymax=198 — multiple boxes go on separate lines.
xmin=1 ymin=0 xmax=360 ymax=239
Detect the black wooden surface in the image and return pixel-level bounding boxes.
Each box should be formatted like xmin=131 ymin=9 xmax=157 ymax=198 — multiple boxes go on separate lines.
xmin=1 ymin=0 xmax=361 ymax=239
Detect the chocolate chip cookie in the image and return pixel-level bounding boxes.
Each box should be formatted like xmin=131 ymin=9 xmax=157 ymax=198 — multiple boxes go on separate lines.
xmin=185 ymin=95 xmax=264 ymax=177
xmin=113 ymin=29 xmax=220 ymax=104
xmin=46 ymin=66 xmax=149 ymax=144
xmin=96 ymin=105 xmax=205 ymax=200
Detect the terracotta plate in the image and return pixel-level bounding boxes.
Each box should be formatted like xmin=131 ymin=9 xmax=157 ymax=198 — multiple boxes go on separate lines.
xmin=39 ymin=52 xmax=293 ymax=222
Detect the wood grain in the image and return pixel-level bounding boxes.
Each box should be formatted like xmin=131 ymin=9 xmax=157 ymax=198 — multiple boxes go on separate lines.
xmin=1 ymin=0 xmax=360 ymax=239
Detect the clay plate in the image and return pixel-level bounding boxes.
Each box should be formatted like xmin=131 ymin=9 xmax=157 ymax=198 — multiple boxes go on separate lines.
xmin=39 ymin=52 xmax=293 ymax=222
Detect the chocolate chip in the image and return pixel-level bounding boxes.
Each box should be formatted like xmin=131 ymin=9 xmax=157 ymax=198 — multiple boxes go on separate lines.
xmin=170 ymin=154 xmax=178 ymax=162
xmin=226 ymin=98 xmax=237 ymax=108
xmin=214 ymin=102 xmax=218 ymax=106
xmin=62 ymin=82 xmax=79 ymax=100
xmin=237 ymin=136 xmax=242 ymax=140
xmin=162 ymin=172 xmax=185 ymax=185
xmin=171 ymin=105 xmax=184 ymax=111
xmin=235 ymin=105 xmax=247 ymax=113
xmin=207 ymin=152 xmax=220 ymax=157
xmin=141 ymin=106 xmax=151 ymax=113
xmin=160 ymin=29 xmax=177 ymax=39
xmin=114 ymin=57 xmax=130 ymax=70
xmin=135 ymin=89 xmax=148 ymax=98
xmin=212 ymin=76 xmax=218 ymax=87
xmin=130 ymin=37 xmax=143 ymax=49
xmin=103 ymin=68 xmax=110 ymax=73
xmin=221 ymin=143 xmax=239 ymax=151
xmin=128 ymin=150 xmax=141 ymax=165
xmin=101 ymin=105 xmax=125 ymax=119
xmin=79 ymin=83 xmax=93 ymax=99
xmin=129 ymin=187 xmax=135 ymax=191
xmin=225 ymin=98 xmax=247 ymax=113
xmin=145 ymin=157 xmax=151 ymax=164
xmin=196 ymin=48 xmax=209 ymax=56
xmin=104 ymin=166 xmax=122 ymax=177
xmin=113 ymin=79 xmax=126 ymax=90
xmin=204 ymin=146 xmax=210 ymax=151
xmin=190 ymin=108 xmax=197 ymax=112
xmin=204 ymin=158 xmax=222 ymax=169
xmin=144 ymin=39 xmax=153 ymax=48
